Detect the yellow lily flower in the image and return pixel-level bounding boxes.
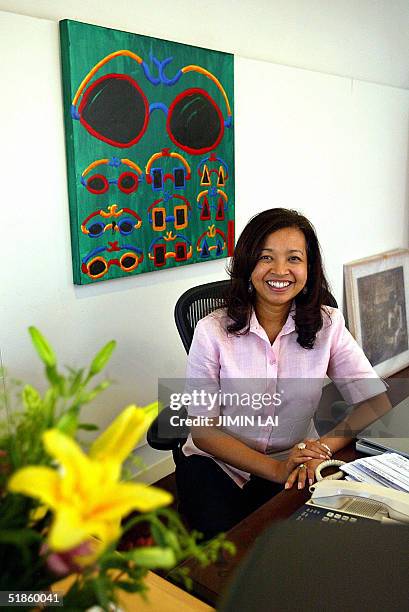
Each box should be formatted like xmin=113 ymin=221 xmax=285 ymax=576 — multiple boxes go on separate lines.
xmin=8 ymin=405 xmax=171 ymax=553
xmin=90 ymin=402 xmax=158 ymax=465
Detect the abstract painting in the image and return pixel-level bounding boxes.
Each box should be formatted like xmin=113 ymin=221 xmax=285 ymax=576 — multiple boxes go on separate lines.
xmin=60 ymin=20 xmax=235 ymax=284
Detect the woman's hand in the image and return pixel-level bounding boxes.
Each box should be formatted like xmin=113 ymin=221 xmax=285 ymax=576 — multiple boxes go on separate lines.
xmin=284 ymin=458 xmax=323 ymax=489
xmin=286 ymin=438 xmax=331 ymax=472
xmin=274 ymin=439 xmax=331 ymax=484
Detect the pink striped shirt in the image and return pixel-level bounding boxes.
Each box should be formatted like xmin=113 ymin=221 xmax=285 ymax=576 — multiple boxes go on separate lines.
xmin=182 ymin=306 xmax=386 ymax=486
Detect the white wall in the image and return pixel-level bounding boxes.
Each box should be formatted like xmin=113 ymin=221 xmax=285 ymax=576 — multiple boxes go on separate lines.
xmin=235 ymin=60 xmax=409 ymax=299
xmin=1 ymin=7 xmax=409 ymax=480
xmin=1 ymin=0 xmax=409 ymax=88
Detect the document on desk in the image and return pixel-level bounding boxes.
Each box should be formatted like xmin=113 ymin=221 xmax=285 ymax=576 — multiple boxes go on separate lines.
xmin=341 ymin=453 xmax=409 ymax=493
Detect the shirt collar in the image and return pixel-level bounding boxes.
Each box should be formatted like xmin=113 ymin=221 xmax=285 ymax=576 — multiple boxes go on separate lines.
xmin=249 ymin=302 xmax=296 ymax=338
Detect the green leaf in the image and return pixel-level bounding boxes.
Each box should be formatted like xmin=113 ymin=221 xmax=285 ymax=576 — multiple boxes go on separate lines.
xmin=91 ymin=380 xmax=111 ymax=395
xmin=28 ymin=327 xmax=56 ymax=368
xmin=56 ymin=412 xmax=78 ymax=436
xmin=0 ymin=528 xmax=42 ymax=545
xmin=150 ymin=523 xmax=167 ymax=547
xmin=121 ymin=546 xmax=176 ymax=569
xmin=88 ymin=341 xmax=116 ymax=377
xmin=99 ymin=555 xmax=130 ymax=572
xmin=164 ymin=530 xmax=182 ymax=556
xmin=0 ymin=528 xmax=42 ymax=567
xmin=21 ymin=385 xmax=42 ymax=411
xmin=43 ymin=388 xmax=57 ymax=408
xmin=67 ymin=368 xmax=84 ymax=395
xmin=77 ymin=423 xmax=99 ymax=431
xmin=78 ymin=380 xmax=111 ymax=404
xmin=43 ymin=388 xmax=57 ymax=425
xmin=92 ymin=575 xmax=112 ymax=610
xmin=114 ymin=580 xmax=146 ymax=593
xmin=168 ymin=566 xmax=193 ymax=590
xmin=45 ymin=365 xmax=62 ymax=388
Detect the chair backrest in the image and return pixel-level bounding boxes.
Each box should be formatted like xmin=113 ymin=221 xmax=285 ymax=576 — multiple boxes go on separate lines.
xmin=175 ymin=279 xmax=231 ymax=352
xmin=174 ymin=279 xmax=337 ymax=353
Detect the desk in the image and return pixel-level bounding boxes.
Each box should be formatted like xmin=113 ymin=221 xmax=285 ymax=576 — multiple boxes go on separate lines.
xmin=173 ymin=367 xmax=409 ymax=606
xmin=173 ymin=443 xmax=360 ymax=607
xmin=53 ymin=570 xmax=214 ymax=612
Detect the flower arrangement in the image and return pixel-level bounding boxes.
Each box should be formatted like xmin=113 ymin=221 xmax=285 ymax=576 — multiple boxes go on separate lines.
xmin=0 ymin=329 xmax=234 ymax=611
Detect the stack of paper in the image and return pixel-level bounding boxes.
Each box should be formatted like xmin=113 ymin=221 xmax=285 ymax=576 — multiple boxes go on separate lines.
xmin=340 ymin=453 xmax=409 ymax=493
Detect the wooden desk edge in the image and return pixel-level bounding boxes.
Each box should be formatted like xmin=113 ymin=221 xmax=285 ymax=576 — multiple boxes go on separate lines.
xmin=173 ymin=443 xmax=361 ymax=607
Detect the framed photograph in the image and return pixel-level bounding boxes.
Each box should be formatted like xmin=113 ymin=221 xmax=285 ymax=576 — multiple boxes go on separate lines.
xmin=344 ymin=248 xmax=409 ymax=377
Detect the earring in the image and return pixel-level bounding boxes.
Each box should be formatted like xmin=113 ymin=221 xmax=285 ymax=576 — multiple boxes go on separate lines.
xmin=248 ymin=279 xmax=254 ymax=294
xmin=302 ymin=286 xmax=308 ymax=295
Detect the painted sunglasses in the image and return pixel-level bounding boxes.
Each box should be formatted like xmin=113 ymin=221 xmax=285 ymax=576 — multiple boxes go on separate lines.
xmin=81 ymin=205 xmax=142 ymax=238
xmin=71 ymin=51 xmax=232 ymax=154
xmin=82 ymin=243 xmax=143 ymax=279
xmin=145 ymin=149 xmax=191 ymax=192
xmin=148 ymin=231 xmax=192 ymax=267
xmin=81 ymin=158 xmax=142 ymax=194
xmin=147 ymin=196 xmax=191 ymax=231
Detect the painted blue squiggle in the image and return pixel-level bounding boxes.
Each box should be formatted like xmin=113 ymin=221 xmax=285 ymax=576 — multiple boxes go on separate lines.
xmin=198 ymin=156 xmax=208 ymax=168
xmin=197 ymin=199 xmax=228 ymax=212
xmin=149 ymin=102 xmax=168 ymax=116
xmin=158 ymin=56 xmax=183 ymax=85
xmin=82 ymin=246 xmax=106 ymax=264
xmin=197 ymin=156 xmax=229 ymax=176
xmin=142 ymin=54 xmax=183 ymax=86
xmin=162 ymin=68 xmax=183 ymax=85
xmin=219 ymin=159 xmax=229 ymax=173
xmin=121 ymin=245 xmax=143 ymax=254
xmin=141 ymin=60 xmax=161 ymax=85
xmin=148 ymin=236 xmax=164 ymax=251
xmin=175 ymin=234 xmax=191 ymax=246
xmin=71 ymin=105 xmax=80 ymax=120
xmin=109 ymin=157 xmax=121 ymax=167
xmin=225 ymin=116 xmax=233 ymax=128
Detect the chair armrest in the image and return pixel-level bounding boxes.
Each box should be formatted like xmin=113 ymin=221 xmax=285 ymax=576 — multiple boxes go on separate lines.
xmin=147 ymin=405 xmax=189 ymax=451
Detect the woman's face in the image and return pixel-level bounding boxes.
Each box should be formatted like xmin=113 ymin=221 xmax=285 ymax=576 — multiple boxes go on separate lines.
xmin=250 ymin=227 xmax=308 ymax=308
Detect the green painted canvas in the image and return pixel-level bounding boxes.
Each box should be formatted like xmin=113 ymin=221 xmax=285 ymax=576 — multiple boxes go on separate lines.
xmin=59 ymin=19 xmax=235 ymax=284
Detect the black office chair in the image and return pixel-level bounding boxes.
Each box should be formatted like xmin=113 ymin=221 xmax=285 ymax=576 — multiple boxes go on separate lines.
xmin=146 ymin=280 xmax=338 ymax=460
xmin=147 ymin=280 xmax=230 ymax=461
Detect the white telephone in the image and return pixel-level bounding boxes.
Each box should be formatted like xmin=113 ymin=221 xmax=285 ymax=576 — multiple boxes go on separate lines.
xmin=307 ymin=479 xmax=409 ymax=523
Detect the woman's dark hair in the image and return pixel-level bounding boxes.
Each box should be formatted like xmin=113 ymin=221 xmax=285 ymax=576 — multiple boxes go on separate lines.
xmin=226 ymin=208 xmax=332 ymax=349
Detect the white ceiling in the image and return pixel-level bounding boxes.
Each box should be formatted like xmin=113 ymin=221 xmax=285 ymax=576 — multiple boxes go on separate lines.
xmin=1 ymin=0 xmax=409 ymax=89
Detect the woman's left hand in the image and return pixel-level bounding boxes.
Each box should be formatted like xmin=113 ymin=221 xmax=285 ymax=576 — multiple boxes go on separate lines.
xmin=284 ymin=458 xmax=323 ymax=490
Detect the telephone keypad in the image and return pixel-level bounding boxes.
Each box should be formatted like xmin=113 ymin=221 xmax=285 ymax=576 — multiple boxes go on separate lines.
xmin=291 ymin=504 xmax=373 ymax=524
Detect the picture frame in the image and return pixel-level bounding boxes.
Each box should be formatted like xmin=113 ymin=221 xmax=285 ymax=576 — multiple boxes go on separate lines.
xmin=344 ymin=248 xmax=409 ymax=377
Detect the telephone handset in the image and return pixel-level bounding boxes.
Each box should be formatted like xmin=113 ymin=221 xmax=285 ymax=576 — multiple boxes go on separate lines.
xmin=308 ymin=479 xmax=409 ymax=523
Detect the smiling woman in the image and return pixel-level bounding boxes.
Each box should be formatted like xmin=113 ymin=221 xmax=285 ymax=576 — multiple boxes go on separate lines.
xmin=250 ymin=226 xmax=308 ymax=339
xmin=175 ymin=208 xmax=390 ymax=540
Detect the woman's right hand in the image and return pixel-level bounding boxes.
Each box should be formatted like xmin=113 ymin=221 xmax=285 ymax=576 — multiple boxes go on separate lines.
xmin=275 ymin=439 xmax=332 ymax=483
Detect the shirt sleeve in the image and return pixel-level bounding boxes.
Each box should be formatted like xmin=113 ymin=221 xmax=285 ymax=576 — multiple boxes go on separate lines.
xmin=184 ymin=316 xmax=221 ymax=417
xmin=327 ymin=309 xmax=387 ymax=405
